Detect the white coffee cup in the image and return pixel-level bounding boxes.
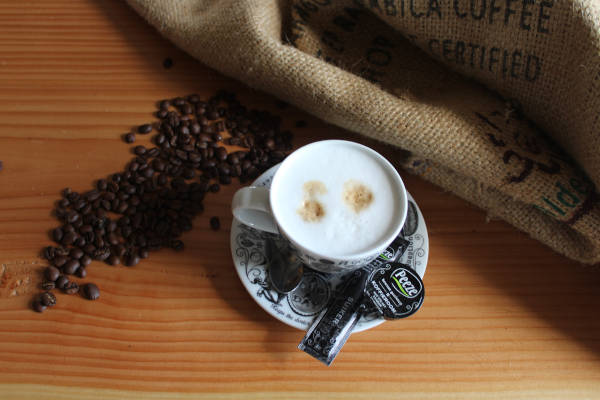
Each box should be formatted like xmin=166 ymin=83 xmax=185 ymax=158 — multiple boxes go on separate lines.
xmin=231 ymin=140 xmax=407 ymax=274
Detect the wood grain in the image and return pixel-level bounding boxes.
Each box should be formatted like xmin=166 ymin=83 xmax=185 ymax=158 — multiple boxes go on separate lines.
xmin=1 ymin=1 xmax=600 ymax=399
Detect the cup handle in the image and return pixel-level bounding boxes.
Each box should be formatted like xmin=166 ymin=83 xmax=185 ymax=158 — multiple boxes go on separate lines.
xmin=231 ymin=186 xmax=279 ymax=234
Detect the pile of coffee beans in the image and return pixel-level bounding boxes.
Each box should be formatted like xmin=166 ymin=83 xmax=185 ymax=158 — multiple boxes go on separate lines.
xmin=33 ymin=90 xmax=293 ymax=312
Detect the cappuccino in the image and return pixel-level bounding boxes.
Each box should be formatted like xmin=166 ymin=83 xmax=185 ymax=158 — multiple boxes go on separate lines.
xmin=271 ymin=141 xmax=403 ymax=257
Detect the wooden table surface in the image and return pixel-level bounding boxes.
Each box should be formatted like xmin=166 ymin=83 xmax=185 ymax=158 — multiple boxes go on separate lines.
xmin=1 ymin=1 xmax=600 ymax=399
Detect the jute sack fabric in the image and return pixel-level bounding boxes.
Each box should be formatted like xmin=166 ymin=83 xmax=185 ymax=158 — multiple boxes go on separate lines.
xmin=126 ymin=0 xmax=600 ymax=264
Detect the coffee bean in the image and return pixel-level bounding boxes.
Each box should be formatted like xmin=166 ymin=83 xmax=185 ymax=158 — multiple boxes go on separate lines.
xmin=265 ymin=138 xmax=275 ymax=150
xmin=67 ymin=192 xmax=80 ymax=202
xmin=83 ymin=244 xmax=96 ymax=255
xmin=83 ymin=283 xmax=100 ymax=300
xmin=106 ymin=232 xmax=118 ymax=246
xmin=56 ymin=275 xmax=69 ymax=290
xmin=216 ymin=147 xmax=227 ymax=161
xmin=182 ymin=168 xmax=195 ymax=179
xmin=218 ymin=163 xmax=231 ymax=176
xmin=137 ymin=124 xmax=153 ymax=134
xmin=202 ymin=159 xmax=216 ymax=169
xmin=138 ymin=248 xmax=149 ymax=259
xmin=162 ymin=57 xmax=173 ymax=69
xmin=197 ymin=133 xmax=211 ymax=142
xmin=32 ymin=300 xmax=46 ymax=313
xmin=45 ymin=266 xmax=60 ymax=282
xmin=76 ymin=266 xmax=87 ymax=278
xmin=207 ymin=110 xmax=219 ymax=120
xmin=171 ymin=240 xmax=184 ymax=251
xmin=215 ymin=121 xmax=225 ymax=132
xmin=134 ymin=145 xmax=147 ymax=155
xmin=106 ymin=254 xmax=120 ymax=265
xmin=99 ymin=199 xmax=111 ymax=211
xmin=80 ymin=254 xmax=92 ymax=266
xmin=41 ymin=281 xmax=56 ymax=291
xmin=210 ymin=216 xmax=220 ymax=231
xmin=159 ymin=99 xmax=170 ymax=110
xmin=129 ymin=162 xmax=139 ymax=172
xmin=123 ymin=253 xmax=140 ymax=266
xmin=42 ymin=246 xmax=57 ymax=261
xmin=190 ymin=122 xmax=201 ymax=135
xmin=241 ymin=160 xmax=252 ymax=171
xmin=52 ymin=227 xmax=64 ymax=243
xmin=141 ymin=167 xmax=154 ymax=179
xmin=187 ymin=94 xmax=200 ymax=103
xmin=69 ymin=248 xmax=84 ymax=259
xmin=116 ymin=201 xmax=128 ymax=213
xmin=155 ymin=133 xmax=167 ymax=146
xmin=93 ymin=247 xmax=111 ymax=261
xmin=209 ymin=184 xmax=220 ymax=193
xmin=227 ymin=153 xmax=240 ymax=165
xmin=62 ymin=259 xmax=80 ymax=275
xmin=58 ymin=198 xmax=70 ymax=209
xmin=80 ymin=203 xmax=93 ymax=215
xmin=181 ymin=104 xmax=192 ymax=115
xmin=63 ymin=281 xmax=79 ymax=295
xmin=219 ymin=175 xmax=232 ymax=185
xmin=106 ymin=220 xmax=117 ymax=232
xmin=124 ymin=133 xmax=136 ymax=143
xmin=40 ymin=292 xmax=57 ymax=307
xmin=61 ymin=232 xmax=77 ymax=246
xmin=246 ymin=166 xmax=259 ymax=178
xmin=53 ymin=255 xmax=68 ymax=268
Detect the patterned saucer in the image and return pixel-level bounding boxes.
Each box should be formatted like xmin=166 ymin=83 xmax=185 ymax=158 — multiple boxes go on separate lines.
xmin=230 ymin=164 xmax=429 ymax=332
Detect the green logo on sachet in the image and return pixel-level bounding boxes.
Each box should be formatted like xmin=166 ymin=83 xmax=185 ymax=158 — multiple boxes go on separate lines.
xmin=391 ymin=268 xmax=422 ymax=299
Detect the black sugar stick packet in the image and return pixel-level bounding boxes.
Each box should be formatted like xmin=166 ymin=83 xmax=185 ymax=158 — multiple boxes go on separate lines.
xmin=298 ymin=236 xmax=423 ymax=366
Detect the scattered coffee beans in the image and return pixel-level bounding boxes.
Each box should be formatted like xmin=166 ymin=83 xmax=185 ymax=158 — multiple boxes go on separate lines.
xmin=32 ymin=300 xmax=46 ymax=313
xmin=124 ymin=133 xmax=136 ymax=143
xmin=62 ymin=259 xmax=80 ymax=275
xmin=171 ymin=240 xmax=184 ymax=252
xmin=41 ymin=281 xmax=56 ymax=291
xmin=63 ymin=281 xmax=79 ymax=295
xmin=83 ymin=283 xmax=100 ymax=300
xmin=44 ymin=266 xmax=60 ymax=282
xmin=40 ymin=292 xmax=57 ymax=307
xmin=55 ymin=275 xmax=69 ymax=290
xmin=137 ymin=124 xmax=153 ymax=134
xmin=162 ymin=57 xmax=173 ymax=69
xmin=76 ymin=266 xmax=87 ymax=278
xmin=210 ymin=216 xmax=220 ymax=231
xmin=35 ymin=90 xmax=294 ymax=312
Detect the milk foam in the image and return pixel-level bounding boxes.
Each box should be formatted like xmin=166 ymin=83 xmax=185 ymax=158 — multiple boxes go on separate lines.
xmin=271 ymin=141 xmax=401 ymax=257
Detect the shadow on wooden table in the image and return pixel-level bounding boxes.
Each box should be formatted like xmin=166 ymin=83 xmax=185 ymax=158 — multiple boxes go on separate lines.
xmin=429 ymin=199 xmax=600 ymax=360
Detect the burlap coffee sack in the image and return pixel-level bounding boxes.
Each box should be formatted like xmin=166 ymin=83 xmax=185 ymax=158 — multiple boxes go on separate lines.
xmin=126 ymin=0 xmax=600 ymax=264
